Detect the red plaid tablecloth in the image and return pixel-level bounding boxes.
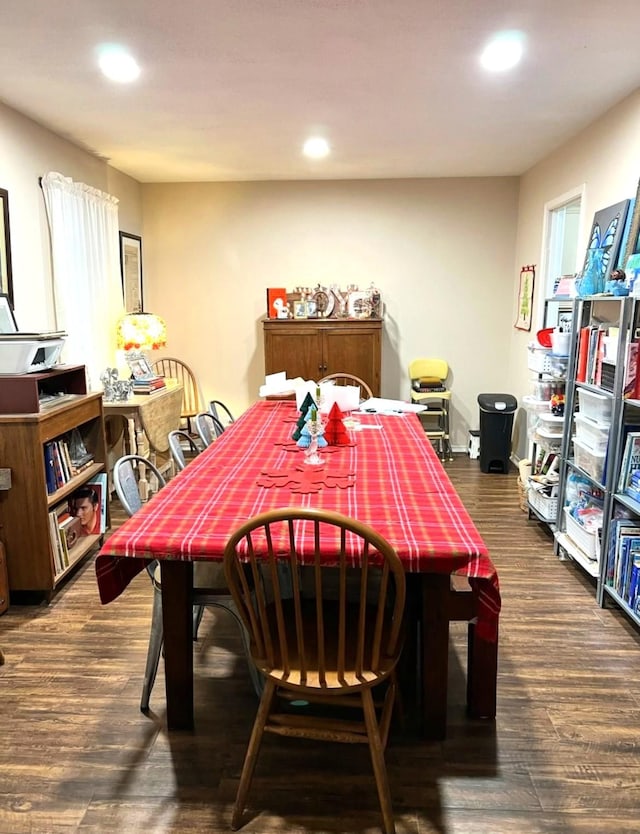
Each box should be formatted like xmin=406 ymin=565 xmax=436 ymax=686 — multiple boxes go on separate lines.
xmin=96 ymin=401 xmax=500 ymax=640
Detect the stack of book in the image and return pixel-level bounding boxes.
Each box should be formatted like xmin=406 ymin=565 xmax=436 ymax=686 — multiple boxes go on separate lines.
xmin=132 ymin=375 xmax=166 ymax=395
xmin=44 ymin=438 xmax=95 ymax=494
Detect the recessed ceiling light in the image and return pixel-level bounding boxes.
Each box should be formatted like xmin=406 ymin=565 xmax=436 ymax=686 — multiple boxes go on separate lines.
xmin=97 ymin=44 xmax=141 ymax=83
xmin=480 ymin=31 xmax=525 ymax=72
xmin=303 ymin=137 xmax=330 ymax=159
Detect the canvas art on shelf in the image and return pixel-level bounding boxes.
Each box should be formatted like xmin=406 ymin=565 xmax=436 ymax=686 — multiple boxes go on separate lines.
xmin=577 ymin=200 xmax=630 ymax=296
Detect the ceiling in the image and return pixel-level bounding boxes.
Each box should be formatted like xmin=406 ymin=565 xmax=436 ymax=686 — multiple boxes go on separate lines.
xmin=1 ymin=0 xmax=639 ymax=183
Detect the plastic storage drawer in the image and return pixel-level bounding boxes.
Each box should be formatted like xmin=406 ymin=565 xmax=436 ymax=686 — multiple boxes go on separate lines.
xmin=577 ymin=388 xmax=612 ymax=425
xmin=574 ymin=412 xmax=610 ymax=453
xmin=573 ymin=436 xmax=607 ymax=482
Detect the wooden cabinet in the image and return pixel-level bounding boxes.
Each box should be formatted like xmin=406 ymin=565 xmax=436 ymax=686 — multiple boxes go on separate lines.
xmin=0 ymin=391 xmax=108 ymax=597
xmin=263 ymin=318 xmax=382 ymax=396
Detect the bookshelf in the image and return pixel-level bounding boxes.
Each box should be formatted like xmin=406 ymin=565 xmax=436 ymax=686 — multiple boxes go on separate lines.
xmin=0 ymin=389 xmax=108 ymax=598
xmin=553 ymin=296 xmax=640 ymax=627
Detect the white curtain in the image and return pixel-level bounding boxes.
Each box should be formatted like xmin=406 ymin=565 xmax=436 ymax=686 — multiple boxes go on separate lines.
xmin=41 ymin=172 xmax=125 ymax=389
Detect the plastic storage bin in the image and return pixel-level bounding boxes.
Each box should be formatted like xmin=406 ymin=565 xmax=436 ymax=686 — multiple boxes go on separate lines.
xmin=573 ymin=436 xmax=607 ymax=482
xmin=522 ymin=395 xmax=552 ymax=435
xmin=577 ymin=388 xmax=612 ymax=425
xmin=563 ymin=508 xmax=598 ymax=559
xmin=574 ymin=412 xmax=610 ymax=453
xmin=537 ymin=412 xmax=565 ymax=436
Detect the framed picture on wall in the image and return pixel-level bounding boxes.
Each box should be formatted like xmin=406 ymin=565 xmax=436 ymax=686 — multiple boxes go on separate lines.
xmin=119 ymin=231 xmax=143 ymax=313
xmin=0 ymin=188 xmax=14 ymax=309
xmin=514 ymin=265 xmax=535 ymax=331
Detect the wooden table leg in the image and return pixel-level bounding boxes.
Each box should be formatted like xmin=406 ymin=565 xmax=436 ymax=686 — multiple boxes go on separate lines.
xmin=160 ymin=560 xmax=194 ymax=730
xmin=467 ymin=622 xmax=498 ymax=719
xmin=421 ymin=573 xmax=450 ymax=740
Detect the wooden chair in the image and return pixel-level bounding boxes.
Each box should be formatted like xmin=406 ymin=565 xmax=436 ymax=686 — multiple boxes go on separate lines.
xmin=224 ymin=507 xmax=406 ymax=834
xmin=168 ymin=429 xmax=201 ymax=472
xmin=194 ymin=411 xmax=224 ymax=447
xmin=151 ymin=357 xmax=201 ymax=432
xmin=209 ymin=399 xmax=235 ymax=428
xmin=319 ymin=372 xmax=373 ymax=402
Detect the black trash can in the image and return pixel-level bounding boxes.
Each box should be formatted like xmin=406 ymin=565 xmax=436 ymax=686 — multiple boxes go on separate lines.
xmin=477 ymin=393 xmax=518 ymax=474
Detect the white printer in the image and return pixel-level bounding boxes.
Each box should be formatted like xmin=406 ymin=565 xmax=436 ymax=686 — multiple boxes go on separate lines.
xmin=0 ymin=293 xmax=66 ymax=374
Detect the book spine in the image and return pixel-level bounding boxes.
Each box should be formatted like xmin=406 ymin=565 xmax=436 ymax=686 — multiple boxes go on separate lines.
xmin=576 ymin=326 xmax=591 ymax=383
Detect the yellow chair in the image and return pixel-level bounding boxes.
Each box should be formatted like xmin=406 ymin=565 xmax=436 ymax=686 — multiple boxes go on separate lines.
xmin=409 ymin=358 xmax=453 ymax=461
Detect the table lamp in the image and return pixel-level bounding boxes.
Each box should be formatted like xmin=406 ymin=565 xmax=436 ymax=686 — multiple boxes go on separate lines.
xmin=116 ymin=312 xmax=167 ymax=355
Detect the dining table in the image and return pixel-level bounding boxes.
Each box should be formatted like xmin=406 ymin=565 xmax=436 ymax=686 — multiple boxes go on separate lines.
xmin=96 ymin=399 xmax=500 ymax=739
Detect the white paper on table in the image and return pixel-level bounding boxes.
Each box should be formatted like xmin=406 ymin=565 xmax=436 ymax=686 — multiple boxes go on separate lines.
xmin=323 ymin=384 xmax=360 ymax=413
xmin=259 ymin=371 xmax=298 ymax=397
xmin=358 ymin=397 xmax=428 ymax=414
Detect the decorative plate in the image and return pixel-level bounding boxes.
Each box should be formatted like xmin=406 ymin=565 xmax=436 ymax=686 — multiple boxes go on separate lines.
xmin=313 ymin=288 xmax=335 ymax=317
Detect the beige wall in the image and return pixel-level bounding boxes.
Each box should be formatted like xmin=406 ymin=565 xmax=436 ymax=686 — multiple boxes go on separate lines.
xmin=142 ymin=177 xmax=519 ymax=447
xmin=509 ymin=88 xmax=640 ymax=458
xmin=0 ymin=101 xmax=142 ymax=331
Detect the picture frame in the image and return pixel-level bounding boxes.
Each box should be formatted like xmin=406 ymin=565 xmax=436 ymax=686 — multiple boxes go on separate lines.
xmin=119 ymin=231 xmax=143 ymax=313
xmin=514 ymin=264 xmax=535 ymax=331
xmin=578 ymin=199 xmax=629 ymax=295
xmin=125 ymin=354 xmax=154 ymax=380
xmin=293 ymin=300 xmax=308 ymax=319
xmin=0 ymin=188 xmax=14 ymax=309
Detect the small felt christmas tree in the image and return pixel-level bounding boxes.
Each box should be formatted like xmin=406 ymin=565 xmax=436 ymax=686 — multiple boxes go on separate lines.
xmin=292 ymin=392 xmax=317 ymax=440
xmin=297 ymin=407 xmax=328 ymax=448
xmin=324 ymin=402 xmax=350 ymax=445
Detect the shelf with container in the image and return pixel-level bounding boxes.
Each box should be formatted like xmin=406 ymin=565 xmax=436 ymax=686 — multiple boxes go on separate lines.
xmin=553 ymin=296 xmax=634 ymax=593
xmin=523 ymin=314 xmax=571 ymax=528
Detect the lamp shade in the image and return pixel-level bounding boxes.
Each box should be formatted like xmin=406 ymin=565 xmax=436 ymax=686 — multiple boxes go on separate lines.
xmin=116 ymin=312 xmax=167 ymax=352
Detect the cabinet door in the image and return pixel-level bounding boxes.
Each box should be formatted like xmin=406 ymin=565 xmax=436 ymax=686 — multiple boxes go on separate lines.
xmin=264 ymin=326 xmax=323 ymax=380
xmin=323 ymin=326 xmax=381 ymax=396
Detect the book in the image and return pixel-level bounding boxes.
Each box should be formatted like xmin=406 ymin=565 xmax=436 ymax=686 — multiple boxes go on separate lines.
xmin=624 ymin=341 xmax=639 ymax=398
xmin=617 ymin=431 xmax=640 ymax=492
xmin=87 ymin=473 xmax=108 ymax=534
xmin=68 ymin=476 xmax=105 ymax=536
xmin=43 ymin=443 xmax=57 ymax=494
xmin=59 ymin=515 xmax=83 ymax=552
xmin=576 ymin=326 xmax=591 ymax=383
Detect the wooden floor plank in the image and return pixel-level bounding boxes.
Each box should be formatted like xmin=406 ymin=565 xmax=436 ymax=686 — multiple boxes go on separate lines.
xmin=1 ymin=455 xmax=639 ymax=833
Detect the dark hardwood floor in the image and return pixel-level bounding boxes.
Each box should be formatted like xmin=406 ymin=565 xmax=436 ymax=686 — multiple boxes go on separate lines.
xmin=1 ymin=456 xmax=640 ymax=833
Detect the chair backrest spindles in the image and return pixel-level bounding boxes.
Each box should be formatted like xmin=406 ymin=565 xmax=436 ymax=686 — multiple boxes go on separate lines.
xmin=224 ymin=508 xmax=405 ymax=692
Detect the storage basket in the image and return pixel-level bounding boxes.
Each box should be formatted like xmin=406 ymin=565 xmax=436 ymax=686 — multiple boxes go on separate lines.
xmin=577 ymin=388 xmax=612 ymax=425
xmin=563 ymin=507 xmax=598 ymax=559
xmin=528 ymin=486 xmax=559 ymax=521
xmin=527 ymin=347 xmax=554 ymax=374
xmin=517 ymin=478 xmax=528 ymax=512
